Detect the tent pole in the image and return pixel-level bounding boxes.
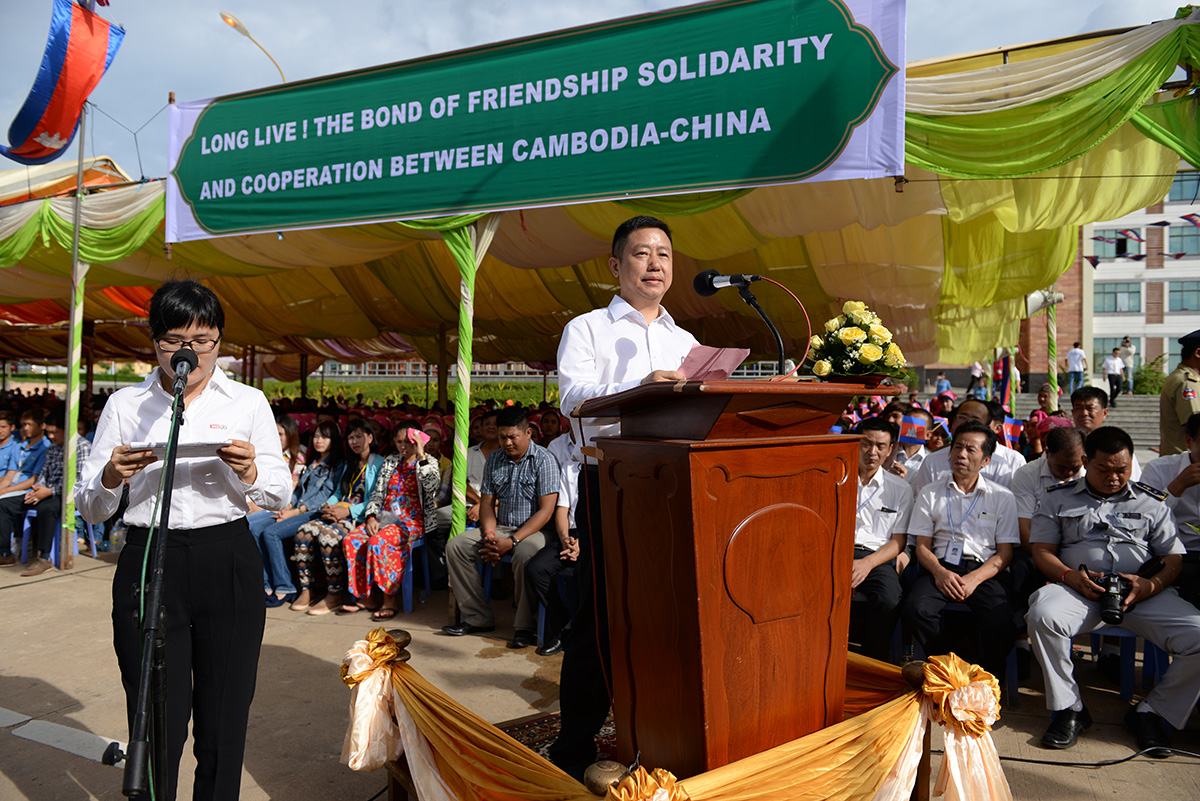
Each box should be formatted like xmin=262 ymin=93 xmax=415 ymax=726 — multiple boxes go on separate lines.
xmin=424 ymin=361 xmax=430 ymax=407
xmin=299 ymin=354 xmax=308 ymax=399
xmin=85 ymin=320 xmax=95 ymax=403
xmin=1046 ymin=304 xmax=1059 ymax=411
xmin=62 ymin=101 xmax=91 ymax=571
xmin=437 ymin=325 xmax=448 ymax=409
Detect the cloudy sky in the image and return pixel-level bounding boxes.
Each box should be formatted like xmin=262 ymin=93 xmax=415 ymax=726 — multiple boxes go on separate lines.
xmin=0 ymin=0 xmax=1173 ymax=180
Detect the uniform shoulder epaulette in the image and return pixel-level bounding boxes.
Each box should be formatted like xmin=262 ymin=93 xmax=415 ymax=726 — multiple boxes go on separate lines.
xmin=1046 ymin=478 xmax=1078 ymax=492
xmin=1132 ymin=481 xmax=1168 ymax=501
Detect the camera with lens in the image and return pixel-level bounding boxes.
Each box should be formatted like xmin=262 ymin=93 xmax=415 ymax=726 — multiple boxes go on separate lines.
xmin=1097 ymin=572 xmax=1132 ymax=625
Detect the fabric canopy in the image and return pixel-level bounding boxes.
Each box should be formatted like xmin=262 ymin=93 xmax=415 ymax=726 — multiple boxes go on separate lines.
xmin=0 ymin=13 xmax=1196 ymax=366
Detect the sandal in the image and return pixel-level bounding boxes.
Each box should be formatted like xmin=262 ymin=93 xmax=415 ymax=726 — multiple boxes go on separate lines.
xmin=335 ymin=604 xmax=363 ymax=615
xmin=371 ymin=608 xmax=397 ymax=621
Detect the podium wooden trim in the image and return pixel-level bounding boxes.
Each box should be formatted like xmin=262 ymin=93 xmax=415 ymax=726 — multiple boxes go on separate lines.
xmin=577 ymin=379 xmax=895 ymax=778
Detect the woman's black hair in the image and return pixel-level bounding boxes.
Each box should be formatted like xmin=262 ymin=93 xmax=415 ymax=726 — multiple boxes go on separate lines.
xmin=148 ymin=280 xmax=225 ymax=339
xmin=275 ymin=413 xmax=302 ymax=473
xmin=306 ymin=419 xmax=345 ymax=469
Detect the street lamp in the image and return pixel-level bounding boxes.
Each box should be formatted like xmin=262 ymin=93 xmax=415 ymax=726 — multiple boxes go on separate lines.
xmin=219 ymin=11 xmax=287 ymax=83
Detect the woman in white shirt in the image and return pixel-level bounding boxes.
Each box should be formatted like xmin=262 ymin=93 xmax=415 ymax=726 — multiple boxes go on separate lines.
xmin=76 ymin=281 xmax=291 ymax=801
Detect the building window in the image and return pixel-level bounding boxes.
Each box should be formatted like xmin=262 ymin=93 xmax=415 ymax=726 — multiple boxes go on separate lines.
xmin=1169 ymin=171 xmax=1200 ymax=202
xmin=1094 ymin=338 xmax=1123 ymax=369
xmin=1092 ymin=229 xmax=1142 ymax=260
xmin=1170 ymin=281 xmax=1200 ymax=311
xmin=1169 ymin=226 xmax=1200 ymax=256
xmin=1094 ymin=282 xmax=1141 ymax=313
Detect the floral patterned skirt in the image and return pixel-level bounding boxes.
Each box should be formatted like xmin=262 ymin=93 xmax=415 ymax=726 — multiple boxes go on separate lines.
xmin=343 ymin=516 xmax=424 ymax=597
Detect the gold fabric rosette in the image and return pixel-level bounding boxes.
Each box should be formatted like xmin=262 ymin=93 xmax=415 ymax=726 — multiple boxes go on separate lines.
xmin=608 ymin=766 xmax=691 ymax=801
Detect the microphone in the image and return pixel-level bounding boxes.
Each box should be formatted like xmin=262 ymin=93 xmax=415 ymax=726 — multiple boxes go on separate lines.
xmin=692 ymin=269 xmax=761 ymax=297
xmin=170 ymin=348 xmax=199 ymax=395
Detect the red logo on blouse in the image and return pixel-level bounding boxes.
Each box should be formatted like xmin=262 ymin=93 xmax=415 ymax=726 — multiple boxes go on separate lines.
xmin=209 ymin=423 xmax=228 ymax=430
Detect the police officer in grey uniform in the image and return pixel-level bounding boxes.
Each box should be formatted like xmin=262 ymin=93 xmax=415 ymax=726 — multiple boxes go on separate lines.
xmin=1027 ymin=426 xmax=1200 ymax=758
xmin=1159 ymin=329 xmax=1200 ymax=456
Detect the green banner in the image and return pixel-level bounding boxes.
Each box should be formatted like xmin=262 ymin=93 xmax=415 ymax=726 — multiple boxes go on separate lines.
xmin=167 ymin=0 xmax=903 ymax=241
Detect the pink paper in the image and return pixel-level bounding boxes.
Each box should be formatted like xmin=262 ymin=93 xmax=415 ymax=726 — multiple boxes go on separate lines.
xmin=678 ymin=344 xmax=751 ymax=381
xmin=407 ymin=428 xmax=431 ymax=447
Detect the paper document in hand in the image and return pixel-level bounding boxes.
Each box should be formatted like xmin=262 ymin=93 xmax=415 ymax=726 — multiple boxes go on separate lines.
xmin=679 ymin=345 xmax=751 ymax=380
xmin=129 ymin=441 xmax=232 ymax=459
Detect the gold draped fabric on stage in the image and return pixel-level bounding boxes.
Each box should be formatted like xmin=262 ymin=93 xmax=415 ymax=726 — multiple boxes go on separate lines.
xmin=340 ymin=629 xmax=1012 ymax=801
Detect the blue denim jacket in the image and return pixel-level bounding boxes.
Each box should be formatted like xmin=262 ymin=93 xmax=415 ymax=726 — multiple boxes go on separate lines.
xmin=292 ymin=459 xmax=338 ymax=512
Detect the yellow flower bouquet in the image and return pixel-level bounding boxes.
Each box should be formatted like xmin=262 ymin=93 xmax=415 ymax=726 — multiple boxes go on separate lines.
xmin=806 ymin=301 xmax=907 ymax=379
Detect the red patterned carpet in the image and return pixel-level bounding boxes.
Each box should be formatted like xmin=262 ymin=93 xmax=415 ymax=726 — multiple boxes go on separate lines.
xmin=499 ymin=712 xmax=617 ymax=760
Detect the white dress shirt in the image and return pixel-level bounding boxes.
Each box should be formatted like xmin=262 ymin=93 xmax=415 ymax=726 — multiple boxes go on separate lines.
xmin=912 ymin=440 xmax=1024 ymax=493
xmin=1140 ymin=452 xmax=1200 ymax=552
xmin=546 ymin=433 xmax=583 ymax=528
xmin=910 ymin=475 xmax=1020 ymax=562
xmin=1010 ymin=455 xmax=1086 ymax=520
xmin=76 ymin=368 xmax=292 ymax=529
xmin=558 ymin=295 xmax=698 ymax=448
xmin=855 ymin=467 xmax=914 ymax=551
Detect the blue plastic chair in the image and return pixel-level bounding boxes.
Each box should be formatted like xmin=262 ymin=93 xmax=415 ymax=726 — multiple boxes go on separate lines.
xmin=20 ymin=509 xmax=99 ymax=567
xmin=1089 ymin=627 xmax=1170 ymax=702
xmin=400 ymin=537 xmax=432 ymax=614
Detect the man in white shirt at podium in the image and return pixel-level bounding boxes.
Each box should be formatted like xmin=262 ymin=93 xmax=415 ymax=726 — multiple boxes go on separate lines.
xmin=550 ymin=216 xmax=699 ymax=779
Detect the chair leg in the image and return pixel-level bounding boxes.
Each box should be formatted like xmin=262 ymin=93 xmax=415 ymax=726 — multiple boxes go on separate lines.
xmin=419 ymin=544 xmax=430 ymax=604
xmin=402 ymin=553 xmax=414 ymax=615
xmin=537 ymin=603 xmax=546 ymax=647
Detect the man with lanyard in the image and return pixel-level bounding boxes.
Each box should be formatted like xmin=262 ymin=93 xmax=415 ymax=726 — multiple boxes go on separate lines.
xmin=1027 ymin=426 xmax=1200 ymax=757
xmin=850 ymin=417 xmax=913 ymax=662
xmin=550 ymin=215 xmax=699 ymax=779
xmin=911 ymin=399 xmax=1022 ymax=493
xmin=0 ymin=409 xmax=51 ymax=566
xmin=903 ymin=422 xmax=1019 ymax=682
xmin=1139 ymin=412 xmax=1200 ymax=609
xmin=443 ymin=406 xmax=559 ymax=646
xmin=1160 ymin=329 xmax=1200 ymax=456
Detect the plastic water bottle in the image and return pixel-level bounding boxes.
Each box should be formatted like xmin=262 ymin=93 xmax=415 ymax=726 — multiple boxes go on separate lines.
xmin=110 ymin=523 xmax=126 ymax=554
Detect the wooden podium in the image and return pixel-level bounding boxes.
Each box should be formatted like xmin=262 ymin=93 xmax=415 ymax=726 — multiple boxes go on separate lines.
xmin=577 ymin=380 xmax=893 ymax=778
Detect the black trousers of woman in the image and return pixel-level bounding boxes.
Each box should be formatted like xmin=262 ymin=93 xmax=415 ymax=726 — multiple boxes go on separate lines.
xmin=112 ymin=519 xmax=265 ymax=801
xmin=548 ymin=465 xmax=610 ymax=779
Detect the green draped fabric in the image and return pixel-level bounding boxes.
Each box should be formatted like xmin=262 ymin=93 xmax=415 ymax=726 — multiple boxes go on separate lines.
xmin=0 ymin=193 xmax=166 ymax=270
xmin=616 ymin=189 xmax=752 ymax=216
xmin=1132 ymin=94 xmax=1200 ymax=168
xmin=907 ymin=23 xmax=1200 ymax=178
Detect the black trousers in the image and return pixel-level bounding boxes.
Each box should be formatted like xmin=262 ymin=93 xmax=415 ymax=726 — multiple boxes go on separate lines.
xmin=548 ymin=465 xmax=610 ymax=776
xmin=902 ymin=558 xmax=1015 ymax=680
xmin=1176 ymin=553 xmax=1200 ymax=610
xmin=1107 ymin=374 xmax=1122 ymax=405
xmin=851 ymin=546 xmax=902 ymax=662
xmin=32 ymin=493 xmax=62 ymax=556
xmin=526 ymin=536 xmax=573 ymax=640
xmin=0 ymin=493 xmax=26 ymax=556
xmin=112 ymin=519 xmax=265 ymax=801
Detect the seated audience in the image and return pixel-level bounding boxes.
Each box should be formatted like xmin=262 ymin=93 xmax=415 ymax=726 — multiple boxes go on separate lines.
xmin=0 ymin=409 xmax=50 ymax=565
xmin=292 ymin=419 xmax=384 ymax=615
xmin=342 ymin=422 xmax=440 ymax=620
xmin=1139 ymin=412 xmax=1200 ymax=608
xmin=903 ymin=422 xmax=1018 ymax=681
xmin=912 ymin=399 xmax=1022 ymax=491
xmin=17 ymin=408 xmax=91 ymax=576
xmin=1027 ymin=426 xmax=1200 ymax=757
xmin=849 ymin=417 xmax=913 ymax=662
xmin=443 ymin=406 xmax=559 ymax=645
xmin=1071 ymin=386 xmax=1141 ymax=479
xmin=249 ymin=419 xmax=343 ymax=606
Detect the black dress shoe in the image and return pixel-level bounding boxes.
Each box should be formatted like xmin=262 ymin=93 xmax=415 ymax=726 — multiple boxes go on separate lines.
xmin=536 ymin=636 xmax=564 ymax=657
xmin=441 ymin=621 xmax=495 ymax=637
xmin=508 ymin=630 xmax=536 ymax=649
xmin=1041 ymin=707 xmax=1092 ymax=749
xmin=1125 ymin=706 xmax=1172 ymax=759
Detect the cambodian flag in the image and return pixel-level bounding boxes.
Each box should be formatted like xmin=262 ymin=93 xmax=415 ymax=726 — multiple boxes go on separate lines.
xmin=1117 ymin=229 xmax=1145 ymax=243
xmin=1002 ymin=417 xmax=1023 ymax=446
xmin=898 ymin=415 xmax=928 ymax=446
xmin=0 ymin=0 xmax=124 ymax=165
xmin=1183 ymin=213 xmax=1200 ymax=228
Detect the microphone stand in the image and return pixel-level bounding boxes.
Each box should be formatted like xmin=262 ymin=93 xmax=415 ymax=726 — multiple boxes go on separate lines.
xmin=122 ymin=380 xmax=186 ymax=799
xmin=737 ymin=285 xmax=785 ymax=375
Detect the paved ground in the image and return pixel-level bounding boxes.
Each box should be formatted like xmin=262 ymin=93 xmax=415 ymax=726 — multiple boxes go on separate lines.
xmin=1 ymin=549 xmax=1197 ymax=800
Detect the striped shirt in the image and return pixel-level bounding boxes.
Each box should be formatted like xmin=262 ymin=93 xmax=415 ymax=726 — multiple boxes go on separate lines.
xmin=480 ymin=441 xmax=560 ymax=529
xmin=41 ymin=438 xmax=93 ymax=495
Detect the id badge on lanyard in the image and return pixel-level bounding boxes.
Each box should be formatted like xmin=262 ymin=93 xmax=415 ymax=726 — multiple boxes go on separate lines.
xmin=944 ymin=487 xmax=981 ymax=567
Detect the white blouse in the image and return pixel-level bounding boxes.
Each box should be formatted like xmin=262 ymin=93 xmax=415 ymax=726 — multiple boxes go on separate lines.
xmin=76 ymin=367 xmax=292 ymax=529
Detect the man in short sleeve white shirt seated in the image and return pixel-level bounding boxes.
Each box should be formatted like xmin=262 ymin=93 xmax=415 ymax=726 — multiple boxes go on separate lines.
xmin=903 ymin=422 xmax=1020 ymax=681
xmin=850 ymin=416 xmax=913 ymax=662
xmin=912 ymin=399 xmax=1023 ymax=493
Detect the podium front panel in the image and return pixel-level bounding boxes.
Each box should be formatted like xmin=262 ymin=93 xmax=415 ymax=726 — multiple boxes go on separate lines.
xmin=598 ymin=434 xmax=856 ymax=777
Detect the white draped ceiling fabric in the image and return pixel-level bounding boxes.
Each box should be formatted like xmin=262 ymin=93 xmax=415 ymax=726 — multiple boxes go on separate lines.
xmin=0 ymin=14 xmax=1192 ymax=375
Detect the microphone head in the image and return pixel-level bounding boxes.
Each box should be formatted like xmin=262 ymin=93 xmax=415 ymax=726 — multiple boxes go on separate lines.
xmin=170 ymin=347 xmax=199 ymax=374
xmin=693 ymin=269 xmax=720 ymax=297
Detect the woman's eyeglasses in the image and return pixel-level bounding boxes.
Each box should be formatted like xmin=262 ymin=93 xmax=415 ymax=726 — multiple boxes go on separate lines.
xmin=155 ymin=336 xmax=220 ymax=353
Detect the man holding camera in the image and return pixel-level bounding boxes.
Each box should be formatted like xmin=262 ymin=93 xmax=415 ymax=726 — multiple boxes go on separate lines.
xmin=1027 ymin=427 xmax=1200 ymax=758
